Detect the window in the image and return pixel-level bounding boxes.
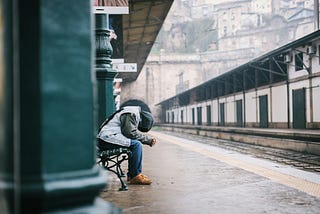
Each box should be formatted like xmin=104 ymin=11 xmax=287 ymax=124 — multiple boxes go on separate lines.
xmin=192 ymin=108 xmax=195 ymax=125
xmin=206 ymin=105 xmax=212 ymax=126
xmin=171 ymin=112 xmax=174 ymax=123
xmin=295 ymin=52 xmax=304 ymax=71
xmin=236 ymin=100 xmax=243 ymax=127
xmin=180 ymin=110 xmax=184 ymax=124
xmin=219 ymin=103 xmax=225 ymax=126
xmin=197 ymin=107 xmax=202 ymax=125
xmin=231 ymin=12 xmax=235 ymax=20
xmin=223 ymin=26 xmax=227 ymax=36
xmin=202 ymin=6 xmax=208 ymax=16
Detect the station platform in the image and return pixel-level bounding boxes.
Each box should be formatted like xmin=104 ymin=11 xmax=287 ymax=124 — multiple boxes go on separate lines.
xmin=100 ymin=130 xmax=320 ymax=214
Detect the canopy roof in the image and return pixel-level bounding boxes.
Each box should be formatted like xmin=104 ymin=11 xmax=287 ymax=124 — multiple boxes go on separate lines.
xmin=119 ymin=0 xmax=173 ymax=82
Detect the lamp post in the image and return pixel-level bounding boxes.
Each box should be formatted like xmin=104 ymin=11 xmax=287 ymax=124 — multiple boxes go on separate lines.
xmin=95 ymin=13 xmax=118 ymax=127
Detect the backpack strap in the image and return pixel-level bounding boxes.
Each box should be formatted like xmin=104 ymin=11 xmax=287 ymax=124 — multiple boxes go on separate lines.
xmin=98 ymin=107 xmax=123 ymax=132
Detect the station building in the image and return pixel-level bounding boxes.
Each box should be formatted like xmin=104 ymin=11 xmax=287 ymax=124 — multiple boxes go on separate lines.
xmin=158 ymin=30 xmax=320 ymax=130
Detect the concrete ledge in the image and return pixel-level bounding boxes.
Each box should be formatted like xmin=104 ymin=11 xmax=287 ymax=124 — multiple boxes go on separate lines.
xmin=157 ymin=124 xmax=320 ymax=156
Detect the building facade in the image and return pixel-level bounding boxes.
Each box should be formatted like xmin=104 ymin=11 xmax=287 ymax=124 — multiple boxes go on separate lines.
xmin=160 ymin=31 xmax=320 ymax=129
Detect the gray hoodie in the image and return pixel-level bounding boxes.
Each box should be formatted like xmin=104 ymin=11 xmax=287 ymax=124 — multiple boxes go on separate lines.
xmin=97 ymin=106 xmax=153 ymax=147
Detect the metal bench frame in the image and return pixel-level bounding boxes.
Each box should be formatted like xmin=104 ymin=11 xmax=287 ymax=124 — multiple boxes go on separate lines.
xmin=97 ymin=147 xmax=132 ymax=191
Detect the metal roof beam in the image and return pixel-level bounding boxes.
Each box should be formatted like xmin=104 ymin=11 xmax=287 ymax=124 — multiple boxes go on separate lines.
xmin=248 ymin=64 xmax=287 ymax=77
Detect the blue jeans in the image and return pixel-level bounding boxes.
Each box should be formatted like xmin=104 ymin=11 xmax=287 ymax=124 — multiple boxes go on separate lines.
xmin=128 ymin=139 xmax=143 ymax=178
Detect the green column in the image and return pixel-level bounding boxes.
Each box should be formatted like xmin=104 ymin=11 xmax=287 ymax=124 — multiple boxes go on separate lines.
xmin=0 ymin=0 xmax=119 ymax=213
xmin=95 ymin=13 xmax=117 ymax=126
xmin=0 ymin=0 xmax=14 ymax=213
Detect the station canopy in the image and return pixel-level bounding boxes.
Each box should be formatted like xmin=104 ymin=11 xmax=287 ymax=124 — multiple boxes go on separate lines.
xmin=120 ymin=0 xmax=173 ymax=82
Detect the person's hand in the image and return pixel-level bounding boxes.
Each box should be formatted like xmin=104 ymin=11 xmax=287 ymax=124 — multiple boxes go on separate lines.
xmin=150 ymin=138 xmax=157 ymax=147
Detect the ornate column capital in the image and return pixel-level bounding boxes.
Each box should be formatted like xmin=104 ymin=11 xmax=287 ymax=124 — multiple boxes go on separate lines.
xmin=95 ymin=13 xmax=117 ymax=80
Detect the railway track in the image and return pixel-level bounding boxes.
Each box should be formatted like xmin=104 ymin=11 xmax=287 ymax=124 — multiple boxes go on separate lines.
xmin=160 ymin=130 xmax=320 ymax=174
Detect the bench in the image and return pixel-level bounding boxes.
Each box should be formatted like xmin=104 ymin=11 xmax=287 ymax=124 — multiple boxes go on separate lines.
xmin=97 ymin=147 xmax=132 ymax=191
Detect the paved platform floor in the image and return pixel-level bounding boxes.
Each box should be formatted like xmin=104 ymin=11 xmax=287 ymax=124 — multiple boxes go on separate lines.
xmin=100 ymin=131 xmax=320 ymax=214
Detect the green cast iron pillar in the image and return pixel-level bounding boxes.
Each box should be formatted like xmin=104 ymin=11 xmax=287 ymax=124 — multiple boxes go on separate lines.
xmin=0 ymin=0 xmax=120 ymax=213
xmin=95 ymin=13 xmax=117 ymax=127
xmin=0 ymin=0 xmax=14 ymax=213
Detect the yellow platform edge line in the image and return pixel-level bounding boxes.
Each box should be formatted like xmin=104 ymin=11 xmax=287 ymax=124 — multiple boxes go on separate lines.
xmin=150 ymin=131 xmax=320 ymax=198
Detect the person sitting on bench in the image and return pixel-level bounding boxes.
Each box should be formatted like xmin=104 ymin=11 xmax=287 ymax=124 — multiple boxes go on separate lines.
xmin=97 ymin=103 xmax=157 ymax=185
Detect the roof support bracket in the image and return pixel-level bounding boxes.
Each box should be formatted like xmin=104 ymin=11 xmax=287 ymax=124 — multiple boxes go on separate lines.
xmin=271 ymin=57 xmax=287 ymax=75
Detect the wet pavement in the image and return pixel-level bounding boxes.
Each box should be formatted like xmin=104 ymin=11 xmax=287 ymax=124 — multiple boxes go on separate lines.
xmin=100 ymin=130 xmax=320 ymax=214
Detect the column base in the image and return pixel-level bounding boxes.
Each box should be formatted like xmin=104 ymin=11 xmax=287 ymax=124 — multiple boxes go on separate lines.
xmin=19 ymin=167 xmax=109 ymax=213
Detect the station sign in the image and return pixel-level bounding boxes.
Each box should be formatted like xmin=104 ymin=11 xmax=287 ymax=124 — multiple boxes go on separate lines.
xmin=93 ymin=0 xmax=129 ymax=14
xmin=93 ymin=6 xmax=129 ymax=14
xmin=113 ymin=63 xmax=137 ymax=72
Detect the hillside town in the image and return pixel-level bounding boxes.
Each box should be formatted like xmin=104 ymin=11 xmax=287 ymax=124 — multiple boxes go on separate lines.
xmin=154 ymin=0 xmax=316 ymax=54
xmin=120 ymin=0 xmax=319 ymax=119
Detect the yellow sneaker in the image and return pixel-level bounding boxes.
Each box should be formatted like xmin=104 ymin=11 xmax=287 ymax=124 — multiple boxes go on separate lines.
xmin=129 ymin=174 xmax=152 ymax=185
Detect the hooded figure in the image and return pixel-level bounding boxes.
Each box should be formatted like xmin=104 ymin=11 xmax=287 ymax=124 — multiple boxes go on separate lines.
xmin=97 ymin=101 xmax=157 ymax=185
xmin=138 ymin=110 xmax=154 ymax=132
